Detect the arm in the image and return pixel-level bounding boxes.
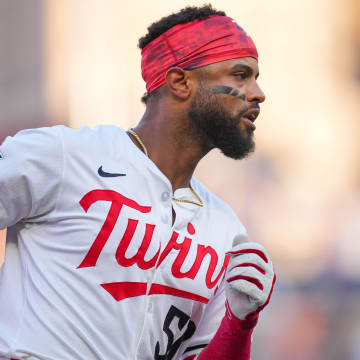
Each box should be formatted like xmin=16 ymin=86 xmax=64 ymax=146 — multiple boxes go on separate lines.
xmin=0 ymin=126 xmax=63 ymax=231
xmin=198 ymin=242 xmax=276 ymax=360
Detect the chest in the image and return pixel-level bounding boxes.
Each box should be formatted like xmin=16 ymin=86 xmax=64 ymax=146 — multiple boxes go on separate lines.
xmin=53 ymin=155 xmax=231 ymax=302
xmin=74 ymin=193 xmax=228 ymax=301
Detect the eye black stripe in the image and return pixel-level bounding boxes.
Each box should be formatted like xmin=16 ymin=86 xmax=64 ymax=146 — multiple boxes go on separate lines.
xmin=212 ymin=86 xmax=232 ymax=94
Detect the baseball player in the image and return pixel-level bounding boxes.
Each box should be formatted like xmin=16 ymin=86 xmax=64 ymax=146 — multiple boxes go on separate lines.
xmin=0 ymin=4 xmax=275 ymax=360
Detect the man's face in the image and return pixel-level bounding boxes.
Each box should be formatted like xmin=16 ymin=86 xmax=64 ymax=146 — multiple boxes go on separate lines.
xmin=188 ymin=57 xmax=265 ymax=159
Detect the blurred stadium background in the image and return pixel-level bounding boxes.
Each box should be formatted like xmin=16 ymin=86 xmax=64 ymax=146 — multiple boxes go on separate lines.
xmin=0 ymin=0 xmax=359 ymax=358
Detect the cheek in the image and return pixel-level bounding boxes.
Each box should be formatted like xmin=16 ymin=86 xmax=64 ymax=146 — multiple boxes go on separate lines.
xmin=221 ymin=96 xmax=241 ymax=116
xmin=230 ymin=100 xmax=247 ymax=119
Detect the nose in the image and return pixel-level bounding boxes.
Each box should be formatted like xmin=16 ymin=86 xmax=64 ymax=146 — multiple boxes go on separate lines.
xmin=247 ymin=81 xmax=266 ymax=104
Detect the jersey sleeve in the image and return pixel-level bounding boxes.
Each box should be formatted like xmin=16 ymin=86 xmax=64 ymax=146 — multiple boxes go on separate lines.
xmin=0 ymin=126 xmax=64 ymax=229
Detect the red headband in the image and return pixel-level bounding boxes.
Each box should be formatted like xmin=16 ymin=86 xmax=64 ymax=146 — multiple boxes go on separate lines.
xmin=141 ymin=15 xmax=258 ymax=93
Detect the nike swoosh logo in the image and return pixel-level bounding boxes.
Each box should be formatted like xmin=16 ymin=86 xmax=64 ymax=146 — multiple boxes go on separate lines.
xmin=98 ymin=166 xmax=126 ymax=177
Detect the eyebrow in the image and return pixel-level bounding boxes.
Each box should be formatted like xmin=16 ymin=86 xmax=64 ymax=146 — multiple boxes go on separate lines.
xmin=231 ymin=64 xmax=260 ymax=79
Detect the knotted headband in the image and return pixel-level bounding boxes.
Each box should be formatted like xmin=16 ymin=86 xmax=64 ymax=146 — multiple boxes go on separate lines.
xmin=141 ymin=15 xmax=258 ymax=93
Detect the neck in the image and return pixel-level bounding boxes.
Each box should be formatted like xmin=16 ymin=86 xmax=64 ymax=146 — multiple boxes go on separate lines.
xmin=129 ymin=105 xmax=211 ymax=191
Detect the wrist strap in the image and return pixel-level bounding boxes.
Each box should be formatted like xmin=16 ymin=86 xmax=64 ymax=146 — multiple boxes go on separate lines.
xmin=198 ymin=306 xmax=258 ymax=360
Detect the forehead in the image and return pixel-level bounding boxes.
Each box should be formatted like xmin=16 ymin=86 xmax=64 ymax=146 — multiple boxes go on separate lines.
xmin=200 ymin=57 xmax=259 ymax=76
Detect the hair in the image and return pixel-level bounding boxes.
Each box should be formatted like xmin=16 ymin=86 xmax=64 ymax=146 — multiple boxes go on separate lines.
xmin=138 ymin=4 xmax=226 ymax=104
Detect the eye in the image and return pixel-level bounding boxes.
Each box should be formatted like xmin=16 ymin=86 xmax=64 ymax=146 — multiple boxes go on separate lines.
xmin=234 ymin=72 xmax=246 ymax=79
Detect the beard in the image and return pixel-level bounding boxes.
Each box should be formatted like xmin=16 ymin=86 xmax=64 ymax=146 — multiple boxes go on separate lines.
xmin=188 ymin=82 xmax=256 ymax=160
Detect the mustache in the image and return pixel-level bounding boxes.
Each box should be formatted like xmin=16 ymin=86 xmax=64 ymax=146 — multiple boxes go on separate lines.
xmin=238 ymin=102 xmax=260 ymax=118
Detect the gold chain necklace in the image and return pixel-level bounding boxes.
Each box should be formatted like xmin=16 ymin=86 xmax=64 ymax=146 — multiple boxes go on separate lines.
xmin=127 ymin=129 xmax=148 ymax=157
xmin=127 ymin=128 xmax=204 ymax=207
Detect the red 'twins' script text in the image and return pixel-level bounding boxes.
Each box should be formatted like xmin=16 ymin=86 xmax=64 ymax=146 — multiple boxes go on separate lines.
xmin=76 ymin=190 xmax=229 ymax=303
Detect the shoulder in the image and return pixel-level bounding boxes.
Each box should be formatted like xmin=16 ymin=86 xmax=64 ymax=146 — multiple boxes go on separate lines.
xmin=53 ymin=124 xmax=128 ymax=155
xmin=3 ymin=125 xmax=62 ymax=144
xmin=1 ymin=125 xmax=63 ymax=160
xmin=56 ymin=124 xmax=125 ymax=144
xmin=1 ymin=124 xmax=128 ymax=161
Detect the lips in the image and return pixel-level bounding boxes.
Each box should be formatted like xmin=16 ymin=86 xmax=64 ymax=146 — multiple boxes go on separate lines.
xmin=242 ymin=108 xmax=260 ymax=123
xmin=241 ymin=108 xmax=260 ymax=131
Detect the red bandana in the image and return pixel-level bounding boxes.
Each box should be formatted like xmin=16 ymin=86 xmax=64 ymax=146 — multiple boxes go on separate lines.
xmin=141 ymin=15 xmax=258 ymax=93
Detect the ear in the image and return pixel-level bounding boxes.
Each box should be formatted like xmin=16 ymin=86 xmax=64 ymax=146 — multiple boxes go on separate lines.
xmin=165 ymin=67 xmax=192 ymax=100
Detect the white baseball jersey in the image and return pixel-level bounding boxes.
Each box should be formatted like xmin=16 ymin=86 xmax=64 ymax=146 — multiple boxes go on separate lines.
xmin=0 ymin=125 xmax=247 ymax=360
